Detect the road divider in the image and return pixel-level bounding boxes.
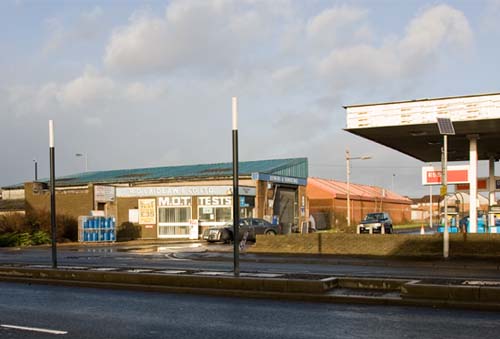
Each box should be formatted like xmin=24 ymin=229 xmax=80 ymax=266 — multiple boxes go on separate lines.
xmin=0 ymin=265 xmax=499 ymax=311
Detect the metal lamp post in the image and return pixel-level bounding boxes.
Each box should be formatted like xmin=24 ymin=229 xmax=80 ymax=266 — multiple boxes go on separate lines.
xmin=49 ymin=120 xmax=57 ymax=268
xmin=33 ymin=159 xmax=38 ymax=181
xmin=346 ymin=149 xmax=372 ymax=227
xmin=436 ymin=117 xmax=455 ymax=259
xmin=75 ymin=153 xmax=88 ymax=172
xmin=232 ymin=97 xmax=240 ymax=277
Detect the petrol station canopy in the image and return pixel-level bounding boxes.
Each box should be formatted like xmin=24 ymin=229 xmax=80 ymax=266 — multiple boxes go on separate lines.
xmin=344 ymin=93 xmax=500 ymax=162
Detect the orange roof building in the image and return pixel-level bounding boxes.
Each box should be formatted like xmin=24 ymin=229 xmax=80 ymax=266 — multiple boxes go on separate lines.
xmin=307 ymin=177 xmax=411 ymax=231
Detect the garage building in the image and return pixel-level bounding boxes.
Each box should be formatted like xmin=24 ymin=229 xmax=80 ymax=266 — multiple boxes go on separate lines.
xmin=1 ymin=158 xmax=308 ymax=240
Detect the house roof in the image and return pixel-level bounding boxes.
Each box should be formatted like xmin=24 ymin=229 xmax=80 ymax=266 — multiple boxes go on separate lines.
xmin=2 ymin=157 xmax=308 ymax=189
xmin=307 ymin=177 xmax=411 ymax=204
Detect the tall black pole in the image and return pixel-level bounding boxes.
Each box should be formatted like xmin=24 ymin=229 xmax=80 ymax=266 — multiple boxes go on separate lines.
xmin=34 ymin=159 xmax=38 ymax=181
xmin=232 ymin=97 xmax=240 ymax=277
xmin=49 ymin=120 xmax=57 ymax=268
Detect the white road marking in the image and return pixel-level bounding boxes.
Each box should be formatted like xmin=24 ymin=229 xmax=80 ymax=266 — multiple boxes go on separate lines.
xmin=1 ymin=324 xmax=67 ymax=335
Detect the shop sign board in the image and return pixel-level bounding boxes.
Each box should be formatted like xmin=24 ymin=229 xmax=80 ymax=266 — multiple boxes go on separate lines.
xmin=117 ymin=186 xmax=255 ymax=197
xmin=198 ymin=196 xmax=231 ymax=206
xmin=346 ymin=93 xmax=500 ymax=129
xmin=455 ymin=177 xmax=500 ymax=192
xmin=95 ymin=185 xmax=115 ymax=202
xmin=128 ymin=209 xmax=139 ymax=223
xmin=138 ymin=198 xmax=156 ymax=225
xmin=251 ymin=172 xmax=307 ymax=186
xmin=422 ymin=165 xmax=469 ymax=185
xmin=240 ymin=196 xmax=249 ymax=207
xmin=189 ymin=219 xmax=199 ymax=240
xmin=158 ymin=196 xmax=192 ymax=207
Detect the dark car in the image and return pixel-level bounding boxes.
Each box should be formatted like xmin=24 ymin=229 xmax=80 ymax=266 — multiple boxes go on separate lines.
xmin=357 ymin=212 xmax=393 ymax=234
xmin=203 ymin=218 xmax=280 ymax=243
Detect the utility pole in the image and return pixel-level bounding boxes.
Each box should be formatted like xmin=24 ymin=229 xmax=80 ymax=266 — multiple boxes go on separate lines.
xmin=49 ymin=120 xmax=57 ymax=268
xmin=232 ymin=97 xmax=240 ymax=277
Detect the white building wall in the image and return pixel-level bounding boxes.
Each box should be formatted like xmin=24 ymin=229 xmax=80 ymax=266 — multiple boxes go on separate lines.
xmin=1 ymin=189 xmax=25 ymax=200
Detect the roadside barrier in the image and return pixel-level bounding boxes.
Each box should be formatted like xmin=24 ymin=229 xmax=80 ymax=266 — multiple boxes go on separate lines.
xmin=250 ymin=233 xmax=500 ymax=258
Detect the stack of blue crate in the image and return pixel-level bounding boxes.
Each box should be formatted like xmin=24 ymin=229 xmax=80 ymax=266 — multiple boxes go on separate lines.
xmin=81 ymin=216 xmax=116 ymax=242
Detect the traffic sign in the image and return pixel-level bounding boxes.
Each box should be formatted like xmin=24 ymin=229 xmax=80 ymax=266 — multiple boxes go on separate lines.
xmin=440 ymin=185 xmax=447 ymax=196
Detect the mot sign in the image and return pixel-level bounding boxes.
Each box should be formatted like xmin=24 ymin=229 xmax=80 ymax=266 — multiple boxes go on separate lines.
xmin=422 ymin=165 xmax=469 ymax=185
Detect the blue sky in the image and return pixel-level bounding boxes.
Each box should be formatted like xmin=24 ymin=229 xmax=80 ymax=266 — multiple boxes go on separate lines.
xmin=1 ymin=0 xmax=500 ymax=197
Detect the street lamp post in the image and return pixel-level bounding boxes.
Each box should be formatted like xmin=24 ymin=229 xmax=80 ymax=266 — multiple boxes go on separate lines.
xmin=33 ymin=159 xmax=38 ymax=181
xmin=75 ymin=153 xmax=88 ymax=172
xmin=232 ymin=97 xmax=240 ymax=277
xmin=49 ymin=120 xmax=57 ymax=268
xmin=346 ymin=149 xmax=372 ymax=227
xmin=436 ymin=117 xmax=455 ymax=259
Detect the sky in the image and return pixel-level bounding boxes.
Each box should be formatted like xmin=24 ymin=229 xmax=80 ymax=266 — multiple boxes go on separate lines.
xmin=1 ymin=0 xmax=500 ymax=197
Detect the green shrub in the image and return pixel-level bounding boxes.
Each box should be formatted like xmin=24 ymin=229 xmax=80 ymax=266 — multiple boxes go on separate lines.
xmin=0 ymin=208 xmax=77 ymax=244
xmin=31 ymin=230 xmax=51 ymax=245
xmin=0 ymin=231 xmax=52 ymax=247
xmin=117 ymin=222 xmax=141 ymax=241
xmin=17 ymin=232 xmax=32 ymax=246
xmin=0 ymin=233 xmax=18 ymax=247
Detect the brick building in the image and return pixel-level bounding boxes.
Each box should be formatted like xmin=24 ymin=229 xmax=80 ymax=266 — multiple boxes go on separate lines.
xmin=307 ymin=177 xmax=411 ymax=230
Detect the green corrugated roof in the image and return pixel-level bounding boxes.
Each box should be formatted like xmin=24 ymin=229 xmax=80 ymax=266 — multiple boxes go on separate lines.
xmin=2 ymin=158 xmax=308 ymax=189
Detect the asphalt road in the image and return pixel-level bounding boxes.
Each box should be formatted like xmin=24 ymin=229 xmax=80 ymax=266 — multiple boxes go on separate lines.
xmin=0 ymin=282 xmax=499 ymax=339
xmin=1 ymin=242 xmax=500 ymax=281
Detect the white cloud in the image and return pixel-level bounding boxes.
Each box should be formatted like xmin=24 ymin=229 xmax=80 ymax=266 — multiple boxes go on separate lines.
xmin=2 ymin=67 xmax=168 ymax=118
xmin=306 ymin=5 xmax=368 ymax=49
xmin=103 ymin=0 xmax=286 ymax=75
xmin=125 ymin=82 xmax=167 ymax=102
xmin=57 ymin=67 xmax=115 ymax=108
xmin=398 ymin=4 xmax=472 ymax=73
xmin=319 ymin=44 xmax=398 ymax=89
xmin=317 ymin=4 xmax=473 ymax=91
xmin=271 ymin=65 xmax=304 ymax=92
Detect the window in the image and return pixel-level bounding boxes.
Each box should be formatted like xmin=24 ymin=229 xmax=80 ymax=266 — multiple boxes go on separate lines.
xmin=197 ymin=196 xmax=232 ymax=222
xmin=198 ymin=207 xmax=231 ymax=222
xmin=158 ymin=207 xmax=190 ymax=223
xmin=158 ymin=225 xmax=190 ymax=236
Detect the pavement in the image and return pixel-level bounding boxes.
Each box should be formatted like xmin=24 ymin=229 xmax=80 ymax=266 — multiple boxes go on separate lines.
xmin=1 ymin=239 xmax=500 ymax=311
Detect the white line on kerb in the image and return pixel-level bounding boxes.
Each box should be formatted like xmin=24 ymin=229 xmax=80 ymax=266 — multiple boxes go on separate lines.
xmin=1 ymin=324 xmax=67 ymax=335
